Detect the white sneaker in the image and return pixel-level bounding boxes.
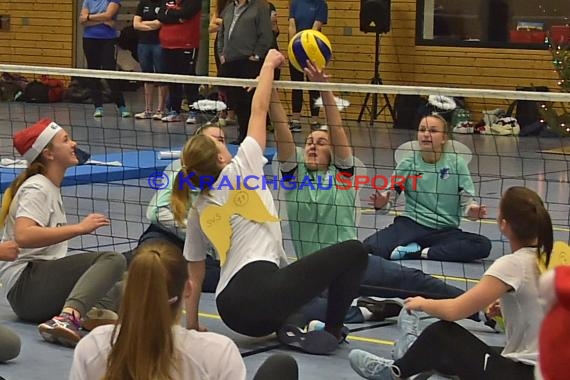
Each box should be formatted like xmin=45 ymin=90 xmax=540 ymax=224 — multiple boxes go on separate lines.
xmin=134 ymin=111 xmax=152 ymax=119
xmin=152 ymin=110 xmax=164 ymax=120
xmin=161 ymin=111 xmax=182 ymax=122
xmin=349 ymin=349 xmax=398 ymax=380
xmin=186 ymin=112 xmax=198 ymax=124
xmin=453 ymin=122 xmax=474 ymax=134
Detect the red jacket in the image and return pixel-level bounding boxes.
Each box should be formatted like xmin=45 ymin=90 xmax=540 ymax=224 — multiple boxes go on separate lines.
xmin=158 ymin=0 xmax=201 ymax=49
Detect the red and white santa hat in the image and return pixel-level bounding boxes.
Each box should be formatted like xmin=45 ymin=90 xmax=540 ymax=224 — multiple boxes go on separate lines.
xmin=13 ymin=118 xmax=63 ymax=163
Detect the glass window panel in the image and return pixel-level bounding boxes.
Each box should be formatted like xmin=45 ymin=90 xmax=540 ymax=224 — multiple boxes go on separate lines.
xmin=417 ymin=0 xmax=570 ymax=48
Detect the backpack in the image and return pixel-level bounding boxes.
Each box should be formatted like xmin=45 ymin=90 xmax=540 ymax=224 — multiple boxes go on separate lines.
xmin=0 ymin=72 xmax=28 ymax=101
xmin=23 ymin=81 xmax=50 ymax=103
xmin=393 ymin=95 xmax=425 ymax=130
xmin=23 ymin=76 xmax=65 ymax=103
xmin=41 ymin=75 xmax=65 ymax=102
xmin=506 ymin=86 xmax=549 ymax=128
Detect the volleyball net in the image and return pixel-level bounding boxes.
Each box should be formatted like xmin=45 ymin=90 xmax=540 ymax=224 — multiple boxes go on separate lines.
xmin=0 ymin=64 xmax=569 ymax=291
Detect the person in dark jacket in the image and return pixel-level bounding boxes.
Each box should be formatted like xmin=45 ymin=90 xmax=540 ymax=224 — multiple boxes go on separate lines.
xmin=216 ymin=0 xmax=273 ymax=144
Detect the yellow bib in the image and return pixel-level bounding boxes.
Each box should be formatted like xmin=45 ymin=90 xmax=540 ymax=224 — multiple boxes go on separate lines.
xmin=199 ymin=189 xmax=279 ymax=266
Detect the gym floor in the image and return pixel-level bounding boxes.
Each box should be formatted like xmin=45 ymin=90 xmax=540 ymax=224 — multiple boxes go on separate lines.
xmin=0 ymin=97 xmax=568 ymax=379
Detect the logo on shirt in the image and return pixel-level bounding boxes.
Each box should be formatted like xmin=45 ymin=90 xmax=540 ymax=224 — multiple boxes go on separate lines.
xmin=439 ymin=167 xmax=451 ymax=180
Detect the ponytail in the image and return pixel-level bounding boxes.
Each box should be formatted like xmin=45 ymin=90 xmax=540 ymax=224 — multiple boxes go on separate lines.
xmin=104 ymin=241 xmax=187 ymax=380
xmin=170 ymin=135 xmax=222 ymax=224
xmin=536 ymin=204 xmax=554 ymax=267
xmin=500 ymin=186 xmax=554 ymax=264
xmin=171 ymin=167 xmax=191 ymax=226
xmin=0 ymin=160 xmax=47 ymax=229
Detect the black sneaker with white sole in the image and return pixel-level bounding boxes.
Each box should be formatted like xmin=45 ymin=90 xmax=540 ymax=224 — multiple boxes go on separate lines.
xmin=356 ymin=298 xmax=403 ymax=322
xmin=289 ymin=121 xmax=302 ymax=133
xmin=277 ymin=324 xmax=338 ymax=355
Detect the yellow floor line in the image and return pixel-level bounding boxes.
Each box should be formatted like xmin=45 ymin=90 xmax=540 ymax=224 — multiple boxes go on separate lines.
xmin=197 ymin=312 xmax=222 ymax=320
xmin=431 ymin=274 xmax=479 ymax=284
xmin=347 ymin=335 xmax=394 ymax=346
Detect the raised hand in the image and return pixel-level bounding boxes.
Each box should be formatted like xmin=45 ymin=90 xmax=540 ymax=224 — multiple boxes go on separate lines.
xmin=304 ymin=60 xmax=330 ymax=83
xmin=78 ymin=213 xmax=110 ymax=234
xmin=263 ymin=49 xmax=285 ymax=69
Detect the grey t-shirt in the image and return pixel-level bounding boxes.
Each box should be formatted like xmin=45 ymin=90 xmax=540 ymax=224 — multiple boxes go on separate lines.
xmin=0 ymin=175 xmax=68 ymax=298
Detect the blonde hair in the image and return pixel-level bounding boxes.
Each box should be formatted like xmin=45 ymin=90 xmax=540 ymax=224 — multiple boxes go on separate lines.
xmin=104 ymin=240 xmax=188 ymax=380
xmin=0 ymin=147 xmax=51 ymax=229
xmin=420 ymin=114 xmax=450 ymax=135
xmin=171 ymin=126 xmax=225 ymax=225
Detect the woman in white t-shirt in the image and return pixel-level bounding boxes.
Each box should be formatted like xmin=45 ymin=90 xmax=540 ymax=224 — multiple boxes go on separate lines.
xmin=69 ymin=239 xmax=299 ymax=380
xmin=349 ymin=186 xmax=550 ymax=380
xmin=0 ymin=119 xmax=126 ymax=347
xmin=170 ymin=50 xmax=368 ymax=355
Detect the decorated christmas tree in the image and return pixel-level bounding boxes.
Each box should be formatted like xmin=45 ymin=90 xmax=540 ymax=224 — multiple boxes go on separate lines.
xmin=540 ymin=36 xmax=570 ymax=136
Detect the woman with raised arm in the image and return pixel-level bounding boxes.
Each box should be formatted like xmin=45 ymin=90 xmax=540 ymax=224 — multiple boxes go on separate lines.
xmin=268 ymin=63 xmax=492 ymax=327
xmin=125 ymin=124 xmax=226 ymax=293
xmin=170 ymin=50 xmax=368 ymax=355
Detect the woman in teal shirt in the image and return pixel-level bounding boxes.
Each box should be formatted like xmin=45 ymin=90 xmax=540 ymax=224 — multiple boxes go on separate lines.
xmin=269 ymin=62 xmax=489 ymax=326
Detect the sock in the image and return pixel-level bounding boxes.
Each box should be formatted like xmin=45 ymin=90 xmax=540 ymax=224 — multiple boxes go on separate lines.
xmin=359 ymin=307 xmax=373 ymax=321
xmin=421 ymin=247 xmax=429 ymax=259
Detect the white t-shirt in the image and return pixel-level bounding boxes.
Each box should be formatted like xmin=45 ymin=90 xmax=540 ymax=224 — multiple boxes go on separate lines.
xmin=0 ymin=174 xmax=67 ymax=298
xmin=69 ymin=324 xmax=246 ymax=380
xmin=484 ymin=247 xmax=544 ymax=365
xmin=183 ymin=137 xmax=289 ymax=296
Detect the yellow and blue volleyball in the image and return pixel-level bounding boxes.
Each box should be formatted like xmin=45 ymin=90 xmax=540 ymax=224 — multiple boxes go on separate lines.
xmin=288 ymin=30 xmax=332 ymax=73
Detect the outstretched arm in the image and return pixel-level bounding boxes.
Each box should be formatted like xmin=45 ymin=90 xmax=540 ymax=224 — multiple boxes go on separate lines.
xmin=15 ymin=214 xmax=109 ymax=248
xmin=247 ymin=49 xmax=285 ymax=150
xmin=405 ymin=275 xmax=511 ymax=321
xmin=270 ymin=89 xmax=296 ymax=163
xmin=304 ymin=61 xmax=352 ymax=162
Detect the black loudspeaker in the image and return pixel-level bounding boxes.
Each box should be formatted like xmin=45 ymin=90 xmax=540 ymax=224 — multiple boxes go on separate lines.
xmin=360 ymin=0 xmax=391 ymax=34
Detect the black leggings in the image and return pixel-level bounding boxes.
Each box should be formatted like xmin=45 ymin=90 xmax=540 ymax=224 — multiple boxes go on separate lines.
xmin=82 ymin=38 xmax=126 ymax=109
xmin=289 ymin=62 xmax=319 ymax=116
xmin=162 ymin=48 xmax=199 ymax=113
xmin=216 ymin=240 xmax=368 ymax=337
xmin=394 ymin=321 xmax=534 ymax=380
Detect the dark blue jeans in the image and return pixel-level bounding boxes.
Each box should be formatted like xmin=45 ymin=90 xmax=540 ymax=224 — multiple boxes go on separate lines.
xmin=364 ymin=216 xmax=492 ymax=262
xmin=298 ymin=254 xmax=478 ymax=323
xmin=124 ymin=224 xmax=220 ymax=293
xmin=137 ymin=43 xmax=163 ymax=73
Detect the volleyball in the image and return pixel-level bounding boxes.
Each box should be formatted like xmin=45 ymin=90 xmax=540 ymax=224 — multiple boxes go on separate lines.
xmin=288 ymin=29 xmax=332 ymax=73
